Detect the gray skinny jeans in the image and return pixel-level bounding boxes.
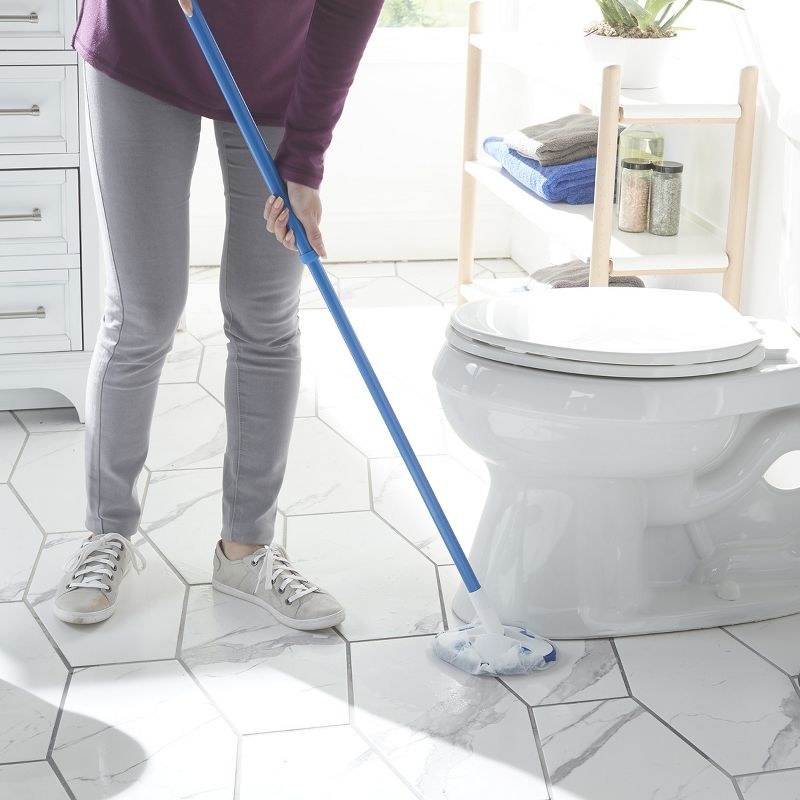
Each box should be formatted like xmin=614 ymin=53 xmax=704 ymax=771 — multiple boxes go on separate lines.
xmin=83 ymin=65 xmax=303 ymax=544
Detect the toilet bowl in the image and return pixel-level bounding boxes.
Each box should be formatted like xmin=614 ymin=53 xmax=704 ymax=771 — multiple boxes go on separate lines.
xmin=433 ymin=287 xmax=800 ymax=638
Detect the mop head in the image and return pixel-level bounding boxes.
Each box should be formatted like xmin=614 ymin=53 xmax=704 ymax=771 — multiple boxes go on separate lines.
xmin=433 ymin=624 xmax=557 ymax=676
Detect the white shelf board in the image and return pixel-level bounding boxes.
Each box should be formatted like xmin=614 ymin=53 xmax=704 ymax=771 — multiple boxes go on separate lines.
xmin=466 ymin=159 xmax=728 ymax=273
xmin=470 ymin=33 xmax=742 ymax=123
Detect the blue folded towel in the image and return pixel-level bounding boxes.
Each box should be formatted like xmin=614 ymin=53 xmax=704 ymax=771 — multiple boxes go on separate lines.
xmin=483 ymin=137 xmax=596 ymax=204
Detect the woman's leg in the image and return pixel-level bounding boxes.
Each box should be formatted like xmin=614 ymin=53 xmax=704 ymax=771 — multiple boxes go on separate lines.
xmin=213 ymin=121 xmax=304 ymax=546
xmin=83 ymin=65 xmax=202 ymax=536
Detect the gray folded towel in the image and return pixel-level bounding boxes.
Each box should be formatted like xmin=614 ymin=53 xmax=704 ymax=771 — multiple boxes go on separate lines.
xmin=530 ymin=259 xmax=645 ymax=289
xmin=504 ymin=114 xmax=600 ymax=166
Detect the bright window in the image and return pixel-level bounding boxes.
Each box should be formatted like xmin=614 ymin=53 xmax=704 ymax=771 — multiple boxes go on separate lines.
xmin=378 ymin=0 xmax=470 ymax=28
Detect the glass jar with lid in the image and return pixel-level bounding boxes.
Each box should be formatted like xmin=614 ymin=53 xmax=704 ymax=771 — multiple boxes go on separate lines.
xmin=649 ymin=160 xmax=684 ymax=236
xmin=618 ymin=158 xmax=652 ymax=233
xmin=616 ymin=124 xmax=664 ymax=199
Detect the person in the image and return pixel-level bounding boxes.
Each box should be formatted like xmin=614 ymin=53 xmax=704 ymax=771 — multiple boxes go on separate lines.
xmin=53 ymin=0 xmax=383 ymax=629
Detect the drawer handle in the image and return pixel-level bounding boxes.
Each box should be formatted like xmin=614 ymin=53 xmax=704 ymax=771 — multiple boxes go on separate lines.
xmin=0 ymin=208 xmax=41 ymax=222
xmin=0 ymin=306 xmax=46 ymax=320
xmin=0 ymin=12 xmax=38 ymax=23
xmin=0 ymin=105 xmax=40 ymax=116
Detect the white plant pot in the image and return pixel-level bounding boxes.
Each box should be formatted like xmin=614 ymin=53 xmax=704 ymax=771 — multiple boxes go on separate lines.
xmin=583 ymin=32 xmax=677 ymax=89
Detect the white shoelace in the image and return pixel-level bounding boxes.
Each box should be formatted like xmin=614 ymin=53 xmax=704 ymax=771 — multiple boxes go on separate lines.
xmin=252 ymin=546 xmax=318 ymax=604
xmin=63 ymin=533 xmax=146 ymax=592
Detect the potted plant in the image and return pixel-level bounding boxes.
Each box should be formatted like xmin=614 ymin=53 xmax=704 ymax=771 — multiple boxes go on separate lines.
xmin=585 ymin=0 xmax=744 ymax=89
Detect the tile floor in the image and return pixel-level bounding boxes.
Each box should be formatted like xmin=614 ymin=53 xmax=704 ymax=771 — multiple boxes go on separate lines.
xmin=1 ymin=259 xmax=799 ymax=800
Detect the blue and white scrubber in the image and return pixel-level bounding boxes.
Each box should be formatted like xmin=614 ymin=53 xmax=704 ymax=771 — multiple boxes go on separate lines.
xmin=181 ymin=0 xmax=558 ymax=679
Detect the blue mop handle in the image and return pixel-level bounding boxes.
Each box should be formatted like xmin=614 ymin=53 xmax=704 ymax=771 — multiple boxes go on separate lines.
xmin=182 ymin=1 xmax=482 ymax=593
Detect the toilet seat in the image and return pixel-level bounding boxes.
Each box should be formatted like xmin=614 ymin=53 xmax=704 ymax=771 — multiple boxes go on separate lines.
xmin=449 ymin=288 xmax=766 ymax=379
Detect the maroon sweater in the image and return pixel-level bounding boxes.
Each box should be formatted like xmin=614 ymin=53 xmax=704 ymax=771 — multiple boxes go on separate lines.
xmin=73 ymin=1 xmax=382 ymax=188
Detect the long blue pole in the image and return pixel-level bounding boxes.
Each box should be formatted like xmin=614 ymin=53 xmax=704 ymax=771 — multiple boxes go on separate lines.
xmin=181 ymin=1 xmax=481 ymax=593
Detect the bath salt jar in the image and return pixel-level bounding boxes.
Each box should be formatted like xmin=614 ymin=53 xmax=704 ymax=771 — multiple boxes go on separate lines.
xmin=618 ymin=158 xmax=652 ymax=233
xmin=649 ymin=160 xmax=683 ymax=236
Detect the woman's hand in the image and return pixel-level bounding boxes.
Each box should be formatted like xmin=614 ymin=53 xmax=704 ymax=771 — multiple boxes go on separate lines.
xmin=264 ymin=182 xmax=327 ymax=258
xmin=178 ymin=0 xmax=192 ymax=15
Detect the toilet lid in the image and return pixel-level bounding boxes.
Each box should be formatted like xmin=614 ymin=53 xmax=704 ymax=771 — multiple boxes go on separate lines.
xmin=450 ymin=288 xmax=763 ymax=368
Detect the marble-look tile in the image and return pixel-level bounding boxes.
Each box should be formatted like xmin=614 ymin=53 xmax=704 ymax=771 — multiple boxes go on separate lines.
xmin=54 ymin=660 xmax=236 ymax=799
xmin=0 ymin=603 xmax=68 ymax=762
xmin=27 ymin=532 xmax=185 ymax=667
xmin=615 ymin=628 xmax=800 ymax=774
xmin=396 ymin=260 xmax=489 ymax=301
xmin=535 ymin=697 xmax=739 ymax=800
xmin=184 ymin=282 xmax=226 ymax=345
xmin=160 ymin=330 xmax=203 ymax=384
xmin=370 ymin=455 xmax=488 ymax=565
xmin=140 ymin=468 xmax=222 ymax=584
xmin=300 ymin=269 xmax=340 ymax=310
xmin=475 ymin=258 xmax=526 ymax=276
xmin=180 ymin=585 xmax=348 ymax=734
xmin=279 ymin=417 xmax=369 ymax=516
xmin=326 ymin=261 xmax=396 ymax=279
xmin=0 ymin=485 xmax=42 ymax=601
xmin=339 ymin=275 xmax=441 ymax=309
xmin=351 ymin=636 xmax=548 ymax=799
xmin=317 ymin=370 xmax=448 ymax=458
xmin=738 ymin=768 xmax=800 ymax=799
xmin=14 ymin=407 xmax=83 ymax=433
xmin=146 ymin=383 xmax=226 ymax=471
xmin=0 ymin=762 xmax=69 ymax=799
xmin=189 ymin=265 xmax=220 ymax=284
xmin=0 ymin=412 xmax=25 ymax=482
xmin=199 ymin=343 xmax=316 ymax=416
xmin=10 ymin=430 xmax=85 ymax=532
xmin=504 ymin=639 xmax=629 ymax=707
xmin=287 ymin=511 xmax=443 ymax=641
xmin=239 ymin=725 xmax=418 ymax=800
xmin=725 ymin=615 xmax=800 ymax=676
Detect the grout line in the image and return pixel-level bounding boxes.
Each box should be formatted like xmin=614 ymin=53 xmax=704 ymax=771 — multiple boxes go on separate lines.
xmin=238 ymin=721 xmax=351 ymax=740
xmin=47 ymin=670 xmax=73 ymax=759
xmin=59 ymin=655 xmax=175 ymax=670
xmin=22 ymin=597 xmax=73 ymax=673
xmin=609 ymin=639 xmax=633 ymax=696
xmin=47 ymin=754 xmax=77 ymax=800
xmin=232 ymin=734 xmax=243 ymax=800
xmin=732 ymin=776 xmax=746 ymax=800
xmin=527 ymin=706 xmax=554 ymax=800
xmin=176 ymin=655 xmax=243 ymax=739
xmin=734 ymin=765 xmax=800 ymax=779
xmin=5 ymin=419 xmax=30 ymax=486
xmin=434 ymin=566 xmax=450 ymax=632
xmin=720 ymin=626 xmax=797 ymax=680
xmin=174 ymin=580 xmax=191 ymax=660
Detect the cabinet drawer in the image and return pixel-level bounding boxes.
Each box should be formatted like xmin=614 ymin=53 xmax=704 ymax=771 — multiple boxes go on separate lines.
xmin=0 ymin=169 xmax=79 ymax=260
xmin=0 ymin=268 xmax=81 ymax=354
xmin=0 ymin=0 xmax=76 ymax=50
xmin=0 ymin=65 xmax=78 ymax=155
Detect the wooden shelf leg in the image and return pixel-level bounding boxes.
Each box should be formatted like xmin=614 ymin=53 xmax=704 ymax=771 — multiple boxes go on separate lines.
xmin=589 ymin=65 xmax=621 ymax=287
xmin=458 ymin=1 xmax=485 ymax=301
xmin=722 ymin=65 xmax=759 ymax=309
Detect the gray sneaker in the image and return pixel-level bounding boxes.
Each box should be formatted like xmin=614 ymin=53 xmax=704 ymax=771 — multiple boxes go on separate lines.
xmin=211 ymin=541 xmax=345 ymax=631
xmin=53 ymin=533 xmax=146 ymax=625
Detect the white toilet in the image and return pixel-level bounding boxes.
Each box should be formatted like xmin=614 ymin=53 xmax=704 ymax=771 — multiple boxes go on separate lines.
xmin=434 ymin=286 xmax=800 ymax=639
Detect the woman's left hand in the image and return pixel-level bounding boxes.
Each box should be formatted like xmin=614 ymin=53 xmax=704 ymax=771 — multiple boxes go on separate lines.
xmin=264 ymin=182 xmax=327 ymax=259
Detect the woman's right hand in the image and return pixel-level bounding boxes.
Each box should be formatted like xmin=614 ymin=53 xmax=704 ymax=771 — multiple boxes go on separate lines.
xmin=178 ymin=0 xmax=193 ymax=15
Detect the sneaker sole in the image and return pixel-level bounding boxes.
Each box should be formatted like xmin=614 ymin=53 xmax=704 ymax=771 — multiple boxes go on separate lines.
xmin=211 ymin=579 xmax=345 ymax=631
xmin=53 ymin=603 xmax=116 ymax=625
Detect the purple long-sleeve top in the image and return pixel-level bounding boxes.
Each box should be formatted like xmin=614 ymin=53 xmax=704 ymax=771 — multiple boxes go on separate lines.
xmin=73 ymin=1 xmax=382 ymax=188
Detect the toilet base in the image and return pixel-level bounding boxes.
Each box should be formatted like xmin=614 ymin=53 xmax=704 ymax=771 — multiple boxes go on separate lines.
xmin=451 ymin=580 xmax=800 ymax=639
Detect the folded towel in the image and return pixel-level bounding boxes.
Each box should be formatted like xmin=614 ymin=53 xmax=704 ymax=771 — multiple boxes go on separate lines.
xmin=531 ymin=259 xmax=645 ymax=289
xmin=504 ymin=114 xmax=600 ymax=166
xmin=483 ymin=138 xmax=596 ymax=204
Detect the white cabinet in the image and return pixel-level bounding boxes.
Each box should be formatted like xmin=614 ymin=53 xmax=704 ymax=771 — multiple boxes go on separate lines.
xmin=0 ymin=2 xmax=100 ymax=421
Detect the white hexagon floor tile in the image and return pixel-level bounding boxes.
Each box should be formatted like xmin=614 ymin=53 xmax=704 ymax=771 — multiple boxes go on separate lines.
xmin=396 ymin=260 xmax=489 ymax=301
xmin=140 ymin=468 xmax=223 ymax=584
xmin=300 ymin=269 xmax=340 ymax=309
xmin=338 ymin=275 xmax=441 ymax=309
xmin=239 ymin=725 xmax=418 ymax=800
xmin=370 ymin=454 xmax=488 ymax=565
xmin=725 ymin=614 xmax=800 ymax=677
xmin=317 ymin=370 xmax=449 ymax=458
xmin=350 ymin=636 xmax=548 ymax=799
xmin=0 ymin=603 xmax=68 ymax=763
xmin=286 ymin=511 xmax=443 ymax=641
xmin=615 ymin=628 xmax=800 ymax=774
xmin=326 ymin=262 xmax=396 ymax=279
xmin=279 ymin=417 xmax=369 ymax=516
xmin=0 ymin=486 xmax=42 ymax=602
xmin=53 ymin=660 xmax=236 ymax=799
xmin=535 ymin=697 xmax=740 ymax=800
xmin=14 ymin=407 xmax=83 ymax=433
xmin=27 ymin=532 xmax=185 ymax=667
xmin=180 ymin=585 xmax=348 ymax=734
xmin=10 ymin=429 xmax=85 ymax=533
xmin=738 ymin=768 xmax=800 ymax=799
xmin=146 ymin=383 xmax=226 ymax=471
xmin=160 ymin=330 xmax=203 ymax=384
xmin=0 ymin=412 xmax=25 ymax=482
xmin=184 ymin=282 xmax=226 ymax=345
xmin=0 ymin=762 xmax=69 ymax=799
